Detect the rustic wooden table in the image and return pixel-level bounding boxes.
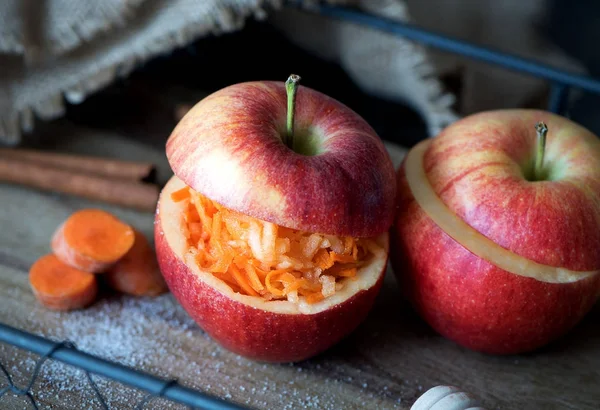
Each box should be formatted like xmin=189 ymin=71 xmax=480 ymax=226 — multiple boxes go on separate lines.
xmin=0 ymin=120 xmax=598 ymax=410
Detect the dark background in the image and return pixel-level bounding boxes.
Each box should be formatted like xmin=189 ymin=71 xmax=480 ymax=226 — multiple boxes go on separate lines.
xmin=63 ymin=1 xmax=600 ymax=149
xmin=545 ymin=0 xmax=600 ymax=136
xmin=62 ymin=16 xmax=437 ymax=149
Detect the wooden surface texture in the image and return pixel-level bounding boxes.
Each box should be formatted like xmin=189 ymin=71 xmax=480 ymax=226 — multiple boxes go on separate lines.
xmin=0 ymin=121 xmax=599 ymax=410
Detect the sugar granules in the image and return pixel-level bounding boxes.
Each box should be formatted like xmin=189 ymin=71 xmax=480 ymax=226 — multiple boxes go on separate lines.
xmin=24 ymin=294 xmax=199 ymax=409
xmin=1 ymin=293 xmax=406 ymax=409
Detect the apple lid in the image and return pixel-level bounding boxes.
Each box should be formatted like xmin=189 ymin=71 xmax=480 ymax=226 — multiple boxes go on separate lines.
xmin=165 ymin=81 xmax=396 ymax=238
xmin=413 ymin=109 xmax=600 ymax=272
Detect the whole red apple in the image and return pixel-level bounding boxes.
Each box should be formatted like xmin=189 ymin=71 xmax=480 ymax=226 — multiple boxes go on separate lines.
xmin=392 ymin=109 xmax=600 ymax=355
xmin=155 ymin=76 xmax=396 ymax=362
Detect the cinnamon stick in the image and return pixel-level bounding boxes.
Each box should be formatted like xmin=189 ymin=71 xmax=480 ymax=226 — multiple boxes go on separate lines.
xmin=0 ymin=157 xmax=159 ymax=212
xmin=0 ymin=148 xmax=156 ymax=183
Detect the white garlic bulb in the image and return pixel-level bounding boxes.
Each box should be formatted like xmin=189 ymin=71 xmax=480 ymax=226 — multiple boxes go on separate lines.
xmin=411 ymin=385 xmax=488 ymax=410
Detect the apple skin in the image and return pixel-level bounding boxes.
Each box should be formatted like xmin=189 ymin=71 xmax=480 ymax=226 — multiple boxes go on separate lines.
xmin=156 ymin=79 xmax=395 ymax=362
xmin=166 ymin=80 xmax=396 ymax=238
xmin=392 ymin=109 xmax=600 ymax=355
xmin=155 ymin=208 xmax=386 ymax=363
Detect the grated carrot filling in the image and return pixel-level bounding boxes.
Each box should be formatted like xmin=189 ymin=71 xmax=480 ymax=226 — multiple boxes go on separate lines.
xmin=171 ymin=187 xmax=380 ymax=303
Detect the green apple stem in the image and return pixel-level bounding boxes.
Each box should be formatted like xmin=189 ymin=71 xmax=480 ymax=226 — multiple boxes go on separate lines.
xmin=534 ymin=122 xmax=548 ymax=180
xmin=285 ymin=74 xmax=301 ymax=148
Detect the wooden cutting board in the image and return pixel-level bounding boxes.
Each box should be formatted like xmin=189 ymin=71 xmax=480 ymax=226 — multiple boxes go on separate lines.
xmin=0 ymin=120 xmax=598 ymax=410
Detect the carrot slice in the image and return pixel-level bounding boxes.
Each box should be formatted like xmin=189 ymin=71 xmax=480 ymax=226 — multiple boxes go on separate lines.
xmin=284 ymin=277 xmax=309 ymax=293
xmin=305 ymin=293 xmax=324 ymax=304
xmin=336 ymin=267 xmax=358 ymax=278
xmin=29 ymin=254 xmax=98 ymax=311
xmin=171 ymin=187 xmax=191 ymax=202
xmin=331 ymin=252 xmax=356 ymax=264
xmin=51 ymin=209 xmax=135 ymax=273
xmin=104 ymin=230 xmax=168 ymax=297
xmin=230 ymin=264 xmax=259 ymax=296
xmin=314 ymin=249 xmax=335 ymax=270
xmin=234 ymin=255 xmax=264 ymax=293
xmin=265 ymin=269 xmax=287 ymax=296
xmin=212 ymin=270 xmax=241 ymax=290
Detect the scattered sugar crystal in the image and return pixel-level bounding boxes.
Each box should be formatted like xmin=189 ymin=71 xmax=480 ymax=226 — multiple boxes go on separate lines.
xmin=3 ymin=292 xmax=406 ymax=410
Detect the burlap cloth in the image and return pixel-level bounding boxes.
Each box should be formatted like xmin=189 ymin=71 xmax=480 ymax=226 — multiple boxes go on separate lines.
xmin=0 ymin=0 xmax=458 ymax=145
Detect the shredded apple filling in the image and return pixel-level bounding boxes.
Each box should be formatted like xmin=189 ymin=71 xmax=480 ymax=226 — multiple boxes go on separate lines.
xmin=170 ymin=186 xmax=380 ymax=303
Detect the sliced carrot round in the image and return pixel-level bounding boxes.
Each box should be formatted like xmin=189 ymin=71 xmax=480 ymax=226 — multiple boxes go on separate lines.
xmin=104 ymin=230 xmax=168 ymax=296
xmin=51 ymin=209 xmax=135 ymax=273
xmin=29 ymin=254 xmax=98 ymax=311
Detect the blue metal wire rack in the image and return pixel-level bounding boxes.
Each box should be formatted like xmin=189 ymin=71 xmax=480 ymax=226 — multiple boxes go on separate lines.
xmin=2 ymin=2 xmax=600 ymax=409
xmin=308 ymin=3 xmax=600 ymax=115
xmin=0 ymin=323 xmax=246 ymax=410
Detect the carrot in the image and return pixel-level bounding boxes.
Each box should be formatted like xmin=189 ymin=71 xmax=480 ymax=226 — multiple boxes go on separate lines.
xmin=314 ymin=249 xmax=335 ymax=270
xmin=104 ymin=229 xmax=168 ymax=296
xmin=171 ymin=187 xmax=191 ymax=202
xmin=230 ymin=264 xmax=259 ymax=296
xmin=331 ymin=252 xmax=356 ymax=264
xmin=29 ymin=254 xmax=98 ymax=311
xmin=175 ymin=186 xmax=381 ymax=303
xmin=305 ymin=293 xmax=325 ymax=304
xmin=51 ymin=209 xmax=135 ymax=273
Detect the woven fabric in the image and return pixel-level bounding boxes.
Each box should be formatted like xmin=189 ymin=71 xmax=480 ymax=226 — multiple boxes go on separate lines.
xmin=0 ymin=0 xmax=148 ymax=56
xmin=269 ymin=0 xmax=458 ymax=137
xmin=0 ymin=0 xmax=457 ymax=144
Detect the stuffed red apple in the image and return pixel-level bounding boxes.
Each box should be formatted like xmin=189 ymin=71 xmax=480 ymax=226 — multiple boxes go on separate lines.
xmin=155 ymin=76 xmax=396 ymax=362
xmin=392 ymin=109 xmax=600 ymax=355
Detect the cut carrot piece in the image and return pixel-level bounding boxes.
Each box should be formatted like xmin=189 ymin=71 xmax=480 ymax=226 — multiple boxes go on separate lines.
xmin=175 ymin=186 xmax=381 ymax=303
xmin=51 ymin=209 xmax=135 ymax=273
xmin=265 ymin=269 xmax=290 ymax=296
xmin=29 ymin=254 xmax=98 ymax=311
xmin=230 ymin=264 xmax=259 ymax=296
xmin=234 ymin=255 xmax=264 ymax=293
xmin=283 ymin=277 xmax=306 ymax=293
xmin=305 ymin=293 xmax=325 ymax=304
xmin=104 ymin=230 xmax=168 ymax=297
xmin=314 ymin=249 xmax=335 ymax=270
xmin=337 ymin=267 xmax=358 ymax=278
xmin=331 ymin=252 xmax=356 ymax=264
xmin=171 ymin=187 xmax=191 ymax=202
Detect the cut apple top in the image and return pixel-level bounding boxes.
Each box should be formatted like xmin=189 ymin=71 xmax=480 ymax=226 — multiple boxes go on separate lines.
xmin=406 ymin=109 xmax=600 ymax=279
xmin=165 ymin=81 xmax=396 ymax=238
xmin=158 ymin=176 xmax=388 ymax=313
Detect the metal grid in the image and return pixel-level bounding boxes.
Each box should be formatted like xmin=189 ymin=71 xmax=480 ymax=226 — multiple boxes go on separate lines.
xmin=307 ymin=2 xmax=600 ymax=115
xmin=2 ymin=2 xmax=600 ymax=409
xmin=0 ymin=323 xmax=247 ymax=409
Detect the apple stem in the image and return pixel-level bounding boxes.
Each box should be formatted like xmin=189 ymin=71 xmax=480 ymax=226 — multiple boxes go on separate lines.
xmin=285 ymin=74 xmax=301 ymax=148
xmin=534 ymin=122 xmax=548 ymax=180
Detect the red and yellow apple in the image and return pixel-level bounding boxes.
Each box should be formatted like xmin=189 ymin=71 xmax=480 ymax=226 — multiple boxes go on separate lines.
xmin=155 ymin=77 xmax=396 ymax=362
xmin=392 ymin=109 xmax=600 ymax=355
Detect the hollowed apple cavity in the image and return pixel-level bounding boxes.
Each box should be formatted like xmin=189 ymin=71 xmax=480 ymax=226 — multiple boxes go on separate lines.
xmin=155 ymin=176 xmax=388 ymax=361
xmin=169 ymin=178 xmax=383 ymax=305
